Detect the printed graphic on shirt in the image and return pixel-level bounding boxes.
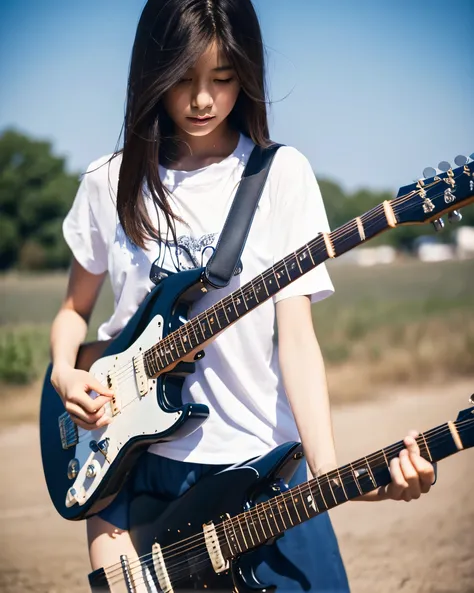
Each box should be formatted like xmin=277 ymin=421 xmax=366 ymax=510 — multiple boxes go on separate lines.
xmin=171 ymin=233 xmax=218 ymax=270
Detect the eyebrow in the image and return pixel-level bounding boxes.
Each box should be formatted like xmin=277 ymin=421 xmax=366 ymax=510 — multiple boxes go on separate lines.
xmin=212 ymin=65 xmax=234 ymax=72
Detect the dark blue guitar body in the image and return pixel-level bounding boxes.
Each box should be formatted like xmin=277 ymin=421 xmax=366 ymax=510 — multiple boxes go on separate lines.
xmin=40 ymin=268 xmax=210 ymax=520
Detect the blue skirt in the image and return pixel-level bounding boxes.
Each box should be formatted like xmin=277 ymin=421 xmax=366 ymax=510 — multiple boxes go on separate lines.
xmin=99 ymin=452 xmax=350 ymax=592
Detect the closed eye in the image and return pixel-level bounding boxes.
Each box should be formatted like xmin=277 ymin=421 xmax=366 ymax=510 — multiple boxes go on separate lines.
xmin=214 ymin=78 xmax=234 ymax=84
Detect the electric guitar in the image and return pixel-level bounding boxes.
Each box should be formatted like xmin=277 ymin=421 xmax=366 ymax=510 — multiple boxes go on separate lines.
xmin=40 ymin=155 xmax=474 ymax=520
xmin=88 ymin=398 xmax=474 ymax=592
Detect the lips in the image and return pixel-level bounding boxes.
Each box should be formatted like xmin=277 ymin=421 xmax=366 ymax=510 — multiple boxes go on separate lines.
xmin=187 ymin=116 xmax=215 ymax=121
xmin=186 ymin=116 xmax=216 ymax=126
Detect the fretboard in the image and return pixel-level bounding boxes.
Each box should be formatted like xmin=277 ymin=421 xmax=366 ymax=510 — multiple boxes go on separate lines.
xmin=143 ymin=202 xmax=391 ymax=376
xmin=219 ymin=415 xmax=471 ymax=558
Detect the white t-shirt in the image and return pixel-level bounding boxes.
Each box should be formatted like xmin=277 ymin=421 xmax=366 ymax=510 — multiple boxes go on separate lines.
xmin=63 ymin=134 xmax=334 ymax=464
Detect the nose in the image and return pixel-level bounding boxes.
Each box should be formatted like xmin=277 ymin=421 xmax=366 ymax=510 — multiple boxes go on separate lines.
xmin=191 ymin=82 xmax=213 ymax=111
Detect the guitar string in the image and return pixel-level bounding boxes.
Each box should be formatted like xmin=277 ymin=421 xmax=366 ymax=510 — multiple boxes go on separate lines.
xmin=104 ymin=420 xmax=462 ymax=579
xmin=63 ymin=179 xmax=457 ymax=442
xmin=106 ymin=419 xmax=474 ymax=587
xmin=95 ymin=174 xmax=458 ymax=388
xmin=68 ymin=174 xmax=452 ymax=405
xmin=104 ymin=417 xmax=474 ymax=584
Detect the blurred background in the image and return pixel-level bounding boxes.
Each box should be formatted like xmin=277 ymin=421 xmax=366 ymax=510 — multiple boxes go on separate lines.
xmin=0 ymin=1 xmax=473 ymax=592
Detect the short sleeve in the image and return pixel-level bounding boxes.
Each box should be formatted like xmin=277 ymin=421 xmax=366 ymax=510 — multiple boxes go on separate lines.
xmin=63 ymin=166 xmax=109 ymax=275
xmin=272 ymin=148 xmax=334 ymax=304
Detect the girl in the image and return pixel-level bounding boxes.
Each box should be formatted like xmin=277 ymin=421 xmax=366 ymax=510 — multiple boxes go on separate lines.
xmin=50 ymin=0 xmax=435 ymax=590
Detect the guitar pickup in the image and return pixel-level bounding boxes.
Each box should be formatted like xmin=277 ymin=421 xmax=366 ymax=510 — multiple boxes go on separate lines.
xmin=105 ymin=374 xmax=120 ymax=416
xmin=59 ymin=412 xmax=78 ymax=450
xmin=133 ymin=354 xmax=148 ymax=397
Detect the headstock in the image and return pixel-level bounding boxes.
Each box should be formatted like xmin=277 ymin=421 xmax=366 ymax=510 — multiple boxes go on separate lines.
xmin=456 ymin=395 xmax=474 ymax=450
xmin=392 ymin=154 xmax=474 ymax=228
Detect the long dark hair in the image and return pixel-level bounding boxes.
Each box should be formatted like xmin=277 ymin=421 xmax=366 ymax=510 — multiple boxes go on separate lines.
xmin=116 ymin=0 xmax=270 ymax=249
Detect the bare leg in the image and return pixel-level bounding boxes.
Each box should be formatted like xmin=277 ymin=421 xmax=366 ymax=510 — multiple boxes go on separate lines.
xmin=88 ymin=515 xmax=154 ymax=592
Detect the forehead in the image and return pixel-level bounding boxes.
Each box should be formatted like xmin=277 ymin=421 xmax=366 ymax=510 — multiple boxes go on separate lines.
xmin=191 ymin=41 xmax=232 ymax=71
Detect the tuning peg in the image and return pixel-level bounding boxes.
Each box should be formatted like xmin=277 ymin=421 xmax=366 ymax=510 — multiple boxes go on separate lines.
xmin=423 ymin=166 xmax=437 ymax=179
xmin=438 ymin=161 xmax=451 ymax=172
xmin=432 ymin=218 xmax=445 ymax=232
xmin=454 ymin=155 xmax=468 ymax=167
xmin=448 ymin=210 xmax=463 ymax=224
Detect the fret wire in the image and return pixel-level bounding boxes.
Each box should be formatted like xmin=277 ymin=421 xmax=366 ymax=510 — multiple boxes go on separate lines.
xmin=252 ymin=503 xmax=268 ymax=541
xmin=212 ymin=305 xmax=223 ymax=329
xmin=243 ymin=513 xmax=256 ymax=547
xmin=159 ymin=343 xmax=171 ymax=367
xmin=150 ymin=349 xmax=161 ymax=373
xmin=148 ymin=347 xmax=161 ymax=373
xmin=188 ymin=318 xmax=200 ymax=346
xmin=176 ymin=329 xmax=187 ymax=355
xmin=248 ymin=511 xmax=262 ymax=545
xmin=381 ymin=447 xmax=390 ymax=470
xmin=298 ymin=484 xmax=312 ymax=518
xmin=336 ymin=467 xmax=349 ymax=500
xmin=221 ymin=521 xmax=234 ymax=558
xmin=315 ymin=477 xmax=329 ymax=510
xmin=326 ymin=476 xmax=337 ymax=505
xmin=307 ymin=483 xmax=320 ymax=513
xmin=231 ymin=295 xmax=239 ymax=317
xmin=261 ymin=274 xmax=270 ymax=297
xmin=236 ymin=516 xmax=249 ymax=550
xmin=181 ymin=325 xmax=193 ymax=351
xmin=280 ymin=493 xmax=294 ymax=527
xmin=168 ymin=331 xmax=181 ymax=359
xmin=261 ymin=505 xmax=275 ymax=537
xmin=226 ymin=517 xmax=242 ymax=555
xmin=154 ymin=347 xmax=165 ymax=372
xmin=273 ymin=496 xmax=288 ymax=530
xmin=273 ymin=266 xmax=281 ymax=289
xmin=349 ymin=462 xmax=363 ymax=496
xmin=364 ymin=456 xmax=378 ymax=489
xmin=143 ymin=350 xmax=154 ymax=375
xmin=203 ymin=308 xmax=215 ymax=336
xmin=232 ymin=515 xmax=248 ymax=549
xmin=192 ymin=315 xmax=207 ymax=341
xmin=239 ymin=288 xmax=249 ymax=311
xmin=420 ymin=434 xmax=433 ymax=462
xmin=198 ymin=315 xmax=209 ymax=341
xmin=294 ymin=251 xmax=303 ymax=274
xmin=287 ymin=488 xmax=302 ymax=523
xmin=250 ymin=280 xmax=260 ymax=304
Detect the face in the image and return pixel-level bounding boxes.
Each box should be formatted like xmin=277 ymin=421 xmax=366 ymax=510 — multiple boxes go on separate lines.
xmin=163 ymin=42 xmax=241 ymax=138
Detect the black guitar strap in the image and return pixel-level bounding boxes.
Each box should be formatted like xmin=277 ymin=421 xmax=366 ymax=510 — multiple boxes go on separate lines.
xmin=204 ymin=142 xmax=283 ymax=289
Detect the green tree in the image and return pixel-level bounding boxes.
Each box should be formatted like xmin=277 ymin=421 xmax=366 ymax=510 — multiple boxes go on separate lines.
xmin=0 ymin=129 xmax=79 ymax=269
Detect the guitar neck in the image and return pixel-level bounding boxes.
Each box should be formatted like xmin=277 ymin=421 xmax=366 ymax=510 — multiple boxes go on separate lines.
xmin=220 ymin=415 xmax=471 ymax=558
xmin=143 ymin=202 xmax=392 ymax=376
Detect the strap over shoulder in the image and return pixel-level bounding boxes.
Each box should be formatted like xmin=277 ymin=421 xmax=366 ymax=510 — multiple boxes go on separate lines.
xmin=204 ymin=142 xmax=283 ymax=290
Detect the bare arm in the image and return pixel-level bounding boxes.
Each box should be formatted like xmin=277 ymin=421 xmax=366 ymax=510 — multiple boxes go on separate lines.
xmin=276 ymin=295 xmax=337 ymax=478
xmin=276 ymin=295 xmax=435 ymax=502
xmin=50 ymin=257 xmax=113 ymax=429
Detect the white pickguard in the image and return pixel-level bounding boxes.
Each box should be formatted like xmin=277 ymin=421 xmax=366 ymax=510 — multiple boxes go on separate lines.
xmin=65 ymin=314 xmax=183 ymax=509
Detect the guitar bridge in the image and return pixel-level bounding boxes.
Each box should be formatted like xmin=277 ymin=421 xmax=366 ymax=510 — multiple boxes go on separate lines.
xmin=59 ymin=412 xmax=78 ymax=450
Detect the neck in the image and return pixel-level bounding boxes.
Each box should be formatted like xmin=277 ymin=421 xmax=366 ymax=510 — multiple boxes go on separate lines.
xmin=163 ymin=123 xmax=240 ymax=170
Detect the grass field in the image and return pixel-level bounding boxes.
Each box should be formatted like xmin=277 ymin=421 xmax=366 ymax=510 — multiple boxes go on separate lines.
xmin=0 ymin=258 xmax=473 ymax=406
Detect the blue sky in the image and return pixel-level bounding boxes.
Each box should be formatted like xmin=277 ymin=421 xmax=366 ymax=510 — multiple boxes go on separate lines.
xmin=0 ymin=0 xmax=473 ymax=193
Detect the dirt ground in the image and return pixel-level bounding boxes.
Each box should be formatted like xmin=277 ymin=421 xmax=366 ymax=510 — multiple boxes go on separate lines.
xmin=0 ymin=379 xmax=473 ymax=593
